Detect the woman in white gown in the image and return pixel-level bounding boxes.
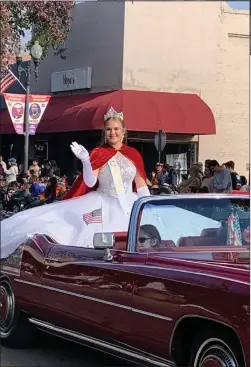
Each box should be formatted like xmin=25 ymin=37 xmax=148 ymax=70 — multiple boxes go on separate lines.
xmin=1 ymin=107 xmax=150 ymax=259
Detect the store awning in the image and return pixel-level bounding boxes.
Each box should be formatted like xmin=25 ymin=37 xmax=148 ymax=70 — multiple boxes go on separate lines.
xmin=0 ymin=90 xmax=216 ymax=135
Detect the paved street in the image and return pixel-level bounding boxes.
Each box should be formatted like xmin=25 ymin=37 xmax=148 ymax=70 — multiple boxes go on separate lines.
xmin=1 ymin=332 xmax=131 ymax=367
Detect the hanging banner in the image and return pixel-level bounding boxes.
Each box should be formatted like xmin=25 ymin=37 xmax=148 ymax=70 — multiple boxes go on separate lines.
xmin=3 ymin=93 xmax=25 ymax=134
xmin=29 ymin=94 xmax=51 ymax=135
xmin=3 ymin=93 xmax=51 ymax=135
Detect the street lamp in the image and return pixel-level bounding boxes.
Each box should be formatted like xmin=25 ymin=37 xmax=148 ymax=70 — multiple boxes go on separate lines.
xmin=16 ymin=41 xmax=43 ymax=173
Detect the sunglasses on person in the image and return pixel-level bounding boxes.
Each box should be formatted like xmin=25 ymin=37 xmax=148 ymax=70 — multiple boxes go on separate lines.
xmin=138 ymin=236 xmax=152 ymax=244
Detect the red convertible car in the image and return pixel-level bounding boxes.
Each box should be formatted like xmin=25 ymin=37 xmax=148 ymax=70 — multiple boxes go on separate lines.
xmin=1 ymin=194 xmax=249 ymax=367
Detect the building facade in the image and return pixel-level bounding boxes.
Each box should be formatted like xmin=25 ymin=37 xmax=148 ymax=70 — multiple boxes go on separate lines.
xmin=4 ymin=1 xmax=249 ymax=175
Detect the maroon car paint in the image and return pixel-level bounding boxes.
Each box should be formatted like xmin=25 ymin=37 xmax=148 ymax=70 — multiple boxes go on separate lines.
xmin=1 ymin=192 xmax=250 ymax=366
xmin=3 ymin=234 xmax=249 ymax=366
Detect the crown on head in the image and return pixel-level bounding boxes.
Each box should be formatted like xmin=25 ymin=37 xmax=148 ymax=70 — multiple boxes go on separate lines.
xmin=104 ymin=107 xmax=123 ymax=122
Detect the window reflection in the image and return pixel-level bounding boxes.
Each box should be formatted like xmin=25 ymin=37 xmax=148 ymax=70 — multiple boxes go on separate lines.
xmin=137 ymin=198 xmax=250 ymax=250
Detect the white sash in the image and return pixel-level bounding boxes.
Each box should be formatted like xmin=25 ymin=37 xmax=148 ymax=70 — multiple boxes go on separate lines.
xmin=108 ymin=157 xmax=131 ymax=216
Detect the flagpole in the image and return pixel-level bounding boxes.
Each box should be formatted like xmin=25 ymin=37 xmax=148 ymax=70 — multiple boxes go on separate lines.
xmin=8 ymin=68 xmax=26 ymax=92
xmin=23 ymin=62 xmax=31 ymax=173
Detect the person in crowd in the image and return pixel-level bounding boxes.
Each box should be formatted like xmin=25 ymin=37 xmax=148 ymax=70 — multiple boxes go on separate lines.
xmin=29 ymin=175 xmax=46 ymax=197
xmin=48 ymin=160 xmax=60 ymax=177
xmin=41 ymin=159 xmax=59 ymax=177
xmin=179 ymin=165 xmax=201 ymax=193
xmin=0 ymin=158 xmax=18 ymax=187
xmin=39 ymin=176 xmax=48 ymax=189
xmin=155 ymin=163 xmax=163 ymax=182
xmin=0 ymin=156 xmax=6 ymax=179
xmin=149 ymin=170 xmax=159 ymax=187
xmin=158 ymin=164 xmax=169 ymax=185
xmin=240 ymin=175 xmax=250 ymax=192
xmin=205 ymin=159 xmax=212 ymax=168
xmin=1 ymin=106 xmax=150 ymax=258
xmin=196 ymin=162 xmax=204 ymax=177
xmin=40 ymin=176 xmax=58 ymax=203
xmin=200 ymin=167 xmax=214 ymax=193
xmin=18 ymin=163 xmax=24 ymax=175
xmin=40 ymin=159 xmax=49 ymax=177
xmin=29 ymin=160 xmax=41 ymax=177
xmin=56 ymin=176 xmax=67 ymax=199
xmin=224 ymin=161 xmax=241 ymax=190
xmin=209 ymin=160 xmax=232 ymax=193
xmin=167 ymin=166 xmax=178 ymax=185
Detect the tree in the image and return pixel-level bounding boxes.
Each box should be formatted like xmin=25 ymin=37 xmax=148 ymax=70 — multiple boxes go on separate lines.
xmin=0 ymin=1 xmax=75 ymax=69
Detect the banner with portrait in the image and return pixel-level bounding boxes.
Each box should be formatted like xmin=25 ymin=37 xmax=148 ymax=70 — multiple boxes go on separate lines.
xmin=29 ymin=94 xmax=51 ymax=135
xmin=3 ymin=93 xmax=25 ymax=134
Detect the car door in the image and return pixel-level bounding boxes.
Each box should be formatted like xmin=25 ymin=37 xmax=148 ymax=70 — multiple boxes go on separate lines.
xmin=117 ymin=251 xmax=176 ymax=361
xmin=41 ymin=244 xmax=147 ymax=347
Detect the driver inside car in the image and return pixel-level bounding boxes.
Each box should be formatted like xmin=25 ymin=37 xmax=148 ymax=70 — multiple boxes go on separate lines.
xmin=138 ymin=224 xmax=161 ymax=249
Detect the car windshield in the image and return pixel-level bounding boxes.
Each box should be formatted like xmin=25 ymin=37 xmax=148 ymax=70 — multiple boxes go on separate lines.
xmin=138 ymin=197 xmax=250 ymax=249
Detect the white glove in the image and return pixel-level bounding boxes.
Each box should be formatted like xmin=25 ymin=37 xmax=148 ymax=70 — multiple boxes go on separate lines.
xmin=70 ymin=142 xmax=89 ymax=162
xmin=137 ymin=186 xmax=150 ymax=197
xmin=70 ymin=141 xmax=97 ymax=188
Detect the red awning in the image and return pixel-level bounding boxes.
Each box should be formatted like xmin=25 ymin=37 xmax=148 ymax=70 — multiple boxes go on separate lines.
xmin=0 ymin=90 xmax=216 ymax=135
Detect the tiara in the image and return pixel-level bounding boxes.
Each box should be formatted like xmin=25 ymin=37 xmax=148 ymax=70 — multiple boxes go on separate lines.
xmin=104 ymin=107 xmax=123 ymax=122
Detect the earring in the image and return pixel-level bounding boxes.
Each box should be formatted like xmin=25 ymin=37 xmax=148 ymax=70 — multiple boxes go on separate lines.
xmin=121 ymin=135 xmax=124 ymax=142
xmin=104 ymin=136 xmax=107 ymax=144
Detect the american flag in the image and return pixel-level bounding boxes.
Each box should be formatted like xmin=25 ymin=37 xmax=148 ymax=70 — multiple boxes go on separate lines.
xmin=83 ymin=208 xmax=102 ymax=225
xmin=227 ymin=212 xmax=242 ymax=246
xmin=0 ymin=69 xmax=17 ymax=94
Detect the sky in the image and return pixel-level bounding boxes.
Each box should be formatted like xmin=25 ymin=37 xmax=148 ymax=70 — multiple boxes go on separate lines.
xmin=227 ymin=1 xmax=249 ymax=10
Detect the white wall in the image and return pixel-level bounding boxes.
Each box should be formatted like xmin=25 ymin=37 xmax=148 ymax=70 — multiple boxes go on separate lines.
xmin=123 ymin=1 xmax=249 ymax=174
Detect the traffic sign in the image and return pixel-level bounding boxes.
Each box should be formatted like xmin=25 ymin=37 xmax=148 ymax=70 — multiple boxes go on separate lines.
xmin=154 ymin=129 xmax=166 ymax=152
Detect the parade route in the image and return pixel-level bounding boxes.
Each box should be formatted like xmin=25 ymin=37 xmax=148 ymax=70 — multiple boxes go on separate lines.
xmin=1 ymin=332 xmax=131 ymax=367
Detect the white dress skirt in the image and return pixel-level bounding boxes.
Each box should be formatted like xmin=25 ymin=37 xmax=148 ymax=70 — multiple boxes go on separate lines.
xmin=1 ymin=154 xmax=139 ymax=259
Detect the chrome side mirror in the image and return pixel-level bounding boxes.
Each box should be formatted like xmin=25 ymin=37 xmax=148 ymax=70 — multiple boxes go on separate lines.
xmin=93 ymin=232 xmax=114 ymax=249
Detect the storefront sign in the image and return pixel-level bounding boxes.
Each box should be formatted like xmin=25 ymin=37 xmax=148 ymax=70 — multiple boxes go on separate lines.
xmin=51 ymin=67 xmax=92 ymax=92
xmin=3 ymin=93 xmax=51 ymax=135
xmin=29 ymin=94 xmax=51 ymax=135
xmin=3 ymin=93 xmax=25 ymax=134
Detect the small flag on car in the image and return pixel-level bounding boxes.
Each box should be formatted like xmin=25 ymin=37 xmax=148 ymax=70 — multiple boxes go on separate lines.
xmin=227 ymin=212 xmax=242 ymax=246
xmin=83 ymin=208 xmax=102 ymax=225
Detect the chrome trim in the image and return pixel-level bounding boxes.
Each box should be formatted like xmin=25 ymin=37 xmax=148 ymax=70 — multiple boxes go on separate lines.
xmin=127 ymin=195 xmax=249 ymax=253
xmin=193 ymin=338 xmax=238 ymax=366
xmin=126 ymin=264 xmax=250 ymax=285
xmin=29 ymin=318 xmax=176 ymax=367
xmin=14 ymin=279 xmax=173 ymax=322
xmin=157 ymin=257 xmax=250 ymax=272
xmin=78 ymin=262 xmax=249 ymax=286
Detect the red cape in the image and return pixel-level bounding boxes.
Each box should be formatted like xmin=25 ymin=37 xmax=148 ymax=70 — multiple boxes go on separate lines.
xmin=63 ymin=144 xmax=146 ymax=200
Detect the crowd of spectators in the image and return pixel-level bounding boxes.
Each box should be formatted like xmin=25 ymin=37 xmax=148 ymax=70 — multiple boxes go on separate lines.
xmin=148 ymin=159 xmax=249 ymax=194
